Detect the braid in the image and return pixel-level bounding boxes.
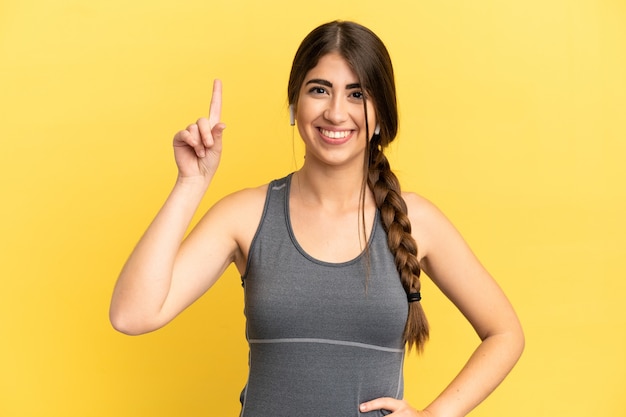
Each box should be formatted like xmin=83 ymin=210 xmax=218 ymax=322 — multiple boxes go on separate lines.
xmin=368 ymin=141 xmax=429 ymax=351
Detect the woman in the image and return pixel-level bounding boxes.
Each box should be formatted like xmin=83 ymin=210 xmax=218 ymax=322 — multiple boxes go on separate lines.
xmin=110 ymin=20 xmax=524 ymax=416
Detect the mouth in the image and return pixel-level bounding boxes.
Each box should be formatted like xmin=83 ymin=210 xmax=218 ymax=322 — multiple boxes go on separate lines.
xmin=318 ymin=128 xmax=354 ymax=142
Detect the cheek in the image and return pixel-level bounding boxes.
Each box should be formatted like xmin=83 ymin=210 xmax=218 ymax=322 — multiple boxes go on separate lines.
xmin=296 ymin=123 xmax=307 ymax=141
xmin=296 ymin=100 xmax=324 ymax=125
xmin=361 ymin=99 xmax=376 ymax=124
xmin=368 ymin=103 xmax=378 ymax=126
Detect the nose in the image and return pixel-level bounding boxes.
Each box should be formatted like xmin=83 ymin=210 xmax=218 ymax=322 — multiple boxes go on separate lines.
xmin=323 ymin=96 xmax=349 ymax=124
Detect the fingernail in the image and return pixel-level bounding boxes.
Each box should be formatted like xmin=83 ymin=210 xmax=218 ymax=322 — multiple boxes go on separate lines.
xmin=359 ymin=404 xmax=367 ymax=411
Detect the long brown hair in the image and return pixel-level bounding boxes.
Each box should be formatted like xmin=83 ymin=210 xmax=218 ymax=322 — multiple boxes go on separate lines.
xmin=287 ymin=20 xmax=429 ymax=351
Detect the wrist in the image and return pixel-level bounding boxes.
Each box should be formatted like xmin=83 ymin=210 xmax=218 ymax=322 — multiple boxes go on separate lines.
xmin=168 ymin=175 xmax=212 ymax=209
xmin=175 ymin=174 xmax=212 ymax=190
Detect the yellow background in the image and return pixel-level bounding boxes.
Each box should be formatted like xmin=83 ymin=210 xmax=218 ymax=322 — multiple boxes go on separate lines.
xmin=1 ymin=0 xmax=625 ymax=416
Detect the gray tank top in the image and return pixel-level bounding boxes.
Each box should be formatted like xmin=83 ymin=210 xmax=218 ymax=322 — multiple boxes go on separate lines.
xmin=240 ymin=174 xmax=409 ymax=417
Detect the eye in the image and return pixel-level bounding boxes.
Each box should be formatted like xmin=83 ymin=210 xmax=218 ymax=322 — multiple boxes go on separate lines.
xmin=308 ymin=86 xmax=327 ymax=95
xmin=350 ymin=91 xmax=364 ymax=100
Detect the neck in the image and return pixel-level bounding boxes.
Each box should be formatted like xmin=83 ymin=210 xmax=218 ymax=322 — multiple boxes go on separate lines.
xmin=294 ymin=163 xmax=370 ymax=211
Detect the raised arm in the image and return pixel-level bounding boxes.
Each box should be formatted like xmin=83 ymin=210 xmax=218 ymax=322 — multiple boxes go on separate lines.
xmin=109 ymin=80 xmax=236 ymax=335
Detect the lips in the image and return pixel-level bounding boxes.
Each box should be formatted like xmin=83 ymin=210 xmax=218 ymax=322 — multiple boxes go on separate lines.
xmin=318 ymin=128 xmax=354 ymax=144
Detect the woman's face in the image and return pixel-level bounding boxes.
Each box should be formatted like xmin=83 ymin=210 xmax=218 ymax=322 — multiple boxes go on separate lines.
xmin=295 ymin=52 xmax=377 ymax=169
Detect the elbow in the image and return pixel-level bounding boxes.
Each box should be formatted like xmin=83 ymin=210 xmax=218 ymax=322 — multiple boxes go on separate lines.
xmin=109 ymin=312 xmax=142 ymax=336
xmin=512 ymin=312 xmax=525 ymax=352
xmin=481 ymin=317 xmax=526 ymax=362
xmin=109 ymin=308 xmax=158 ymax=336
xmin=516 ymin=321 xmax=526 ymax=358
xmin=504 ymin=318 xmax=526 ymax=363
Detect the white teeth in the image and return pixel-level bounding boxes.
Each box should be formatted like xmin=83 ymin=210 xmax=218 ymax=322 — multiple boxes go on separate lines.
xmin=320 ymin=129 xmax=350 ymax=139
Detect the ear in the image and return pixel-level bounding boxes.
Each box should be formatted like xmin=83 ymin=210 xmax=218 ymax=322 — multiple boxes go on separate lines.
xmin=289 ymin=104 xmax=295 ymax=126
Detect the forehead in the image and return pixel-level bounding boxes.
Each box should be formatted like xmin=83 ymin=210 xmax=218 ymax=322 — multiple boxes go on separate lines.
xmin=303 ymin=53 xmax=359 ymax=84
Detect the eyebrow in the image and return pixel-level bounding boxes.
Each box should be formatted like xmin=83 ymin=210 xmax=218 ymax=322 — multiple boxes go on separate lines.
xmin=305 ymin=78 xmax=361 ymax=90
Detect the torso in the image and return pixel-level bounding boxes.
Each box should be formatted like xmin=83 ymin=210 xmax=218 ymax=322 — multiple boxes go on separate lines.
xmin=239 ymin=174 xmax=408 ymax=416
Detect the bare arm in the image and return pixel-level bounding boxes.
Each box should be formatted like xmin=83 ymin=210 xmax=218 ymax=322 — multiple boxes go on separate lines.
xmin=360 ymin=193 xmax=524 ymax=417
xmin=109 ymin=80 xmax=235 ymax=335
xmin=415 ymin=193 xmax=524 ymax=417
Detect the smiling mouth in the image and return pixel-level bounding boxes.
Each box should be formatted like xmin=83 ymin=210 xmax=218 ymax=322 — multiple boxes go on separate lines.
xmin=319 ymin=128 xmax=352 ymax=139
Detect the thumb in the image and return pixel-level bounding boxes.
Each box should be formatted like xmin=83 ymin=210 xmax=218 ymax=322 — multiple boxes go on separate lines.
xmin=211 ymin=122 xmax=226 ymax=145
xmin=205 ymin=122 xmax=226 ymax=149
xmin=359 ymin=397 xmax=396 ymax=413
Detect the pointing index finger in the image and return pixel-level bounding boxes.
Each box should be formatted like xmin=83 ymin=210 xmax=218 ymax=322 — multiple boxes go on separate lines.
xmin=208 ymin=79 xmax=222 ymax=127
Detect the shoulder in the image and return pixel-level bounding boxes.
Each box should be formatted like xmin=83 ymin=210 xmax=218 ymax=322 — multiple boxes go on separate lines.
xmin=194 ymin=182 xmax=270 ymax=272
xmin=214 ymin=173 xmax=293 ymax=221
xmin=401 ymin=191 xmax=459 ymax=261
xmin=401 ymin=191 xmax=445 ymax=226
xmin=215 ymin=183 xmax=269 ymax=211
xmin=208 ymin=183 xmax=270 ymax=234
xmin=213 ymin=173 xmax=292 ymax=211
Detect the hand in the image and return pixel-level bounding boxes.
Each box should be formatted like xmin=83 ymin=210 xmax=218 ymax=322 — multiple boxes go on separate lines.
xmin=359 ymin=397 xmax=432 ymax=416
xmin=172 ymin=79 xmax=226 ymax=180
